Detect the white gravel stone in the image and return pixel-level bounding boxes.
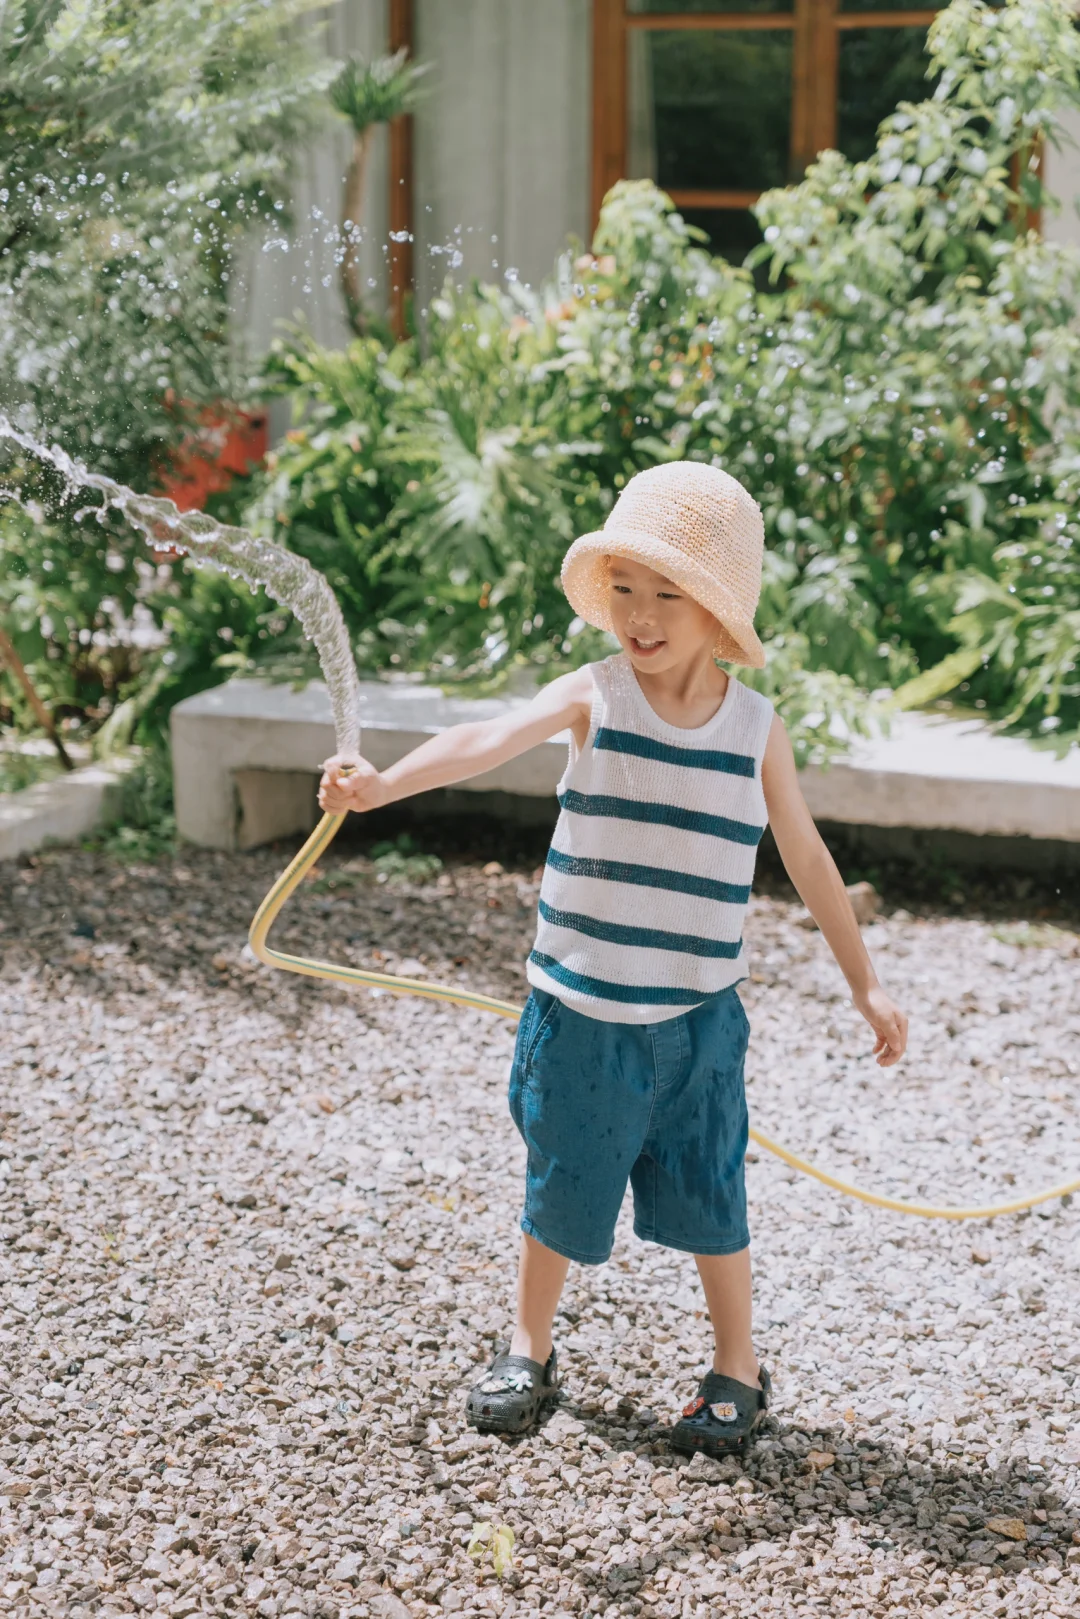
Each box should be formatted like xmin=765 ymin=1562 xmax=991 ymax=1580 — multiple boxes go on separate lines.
xmin=0 ymin=843 xmax=1078 ymax=1619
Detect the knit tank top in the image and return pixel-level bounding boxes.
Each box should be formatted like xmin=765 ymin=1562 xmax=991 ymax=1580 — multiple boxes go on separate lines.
xmin=527 ymin=653 xmax=775 ymax=1024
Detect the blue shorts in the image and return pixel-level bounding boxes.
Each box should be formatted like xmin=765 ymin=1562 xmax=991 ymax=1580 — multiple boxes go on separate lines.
xmin=507 ymin=984 xmax=751 ymax=1266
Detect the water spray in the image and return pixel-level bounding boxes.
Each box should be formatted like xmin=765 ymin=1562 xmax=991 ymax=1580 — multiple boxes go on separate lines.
xmin=0 ymin=416 xmax=362 ymax=758
xmin=2 ymin=419 xmax=1077 ymax=1221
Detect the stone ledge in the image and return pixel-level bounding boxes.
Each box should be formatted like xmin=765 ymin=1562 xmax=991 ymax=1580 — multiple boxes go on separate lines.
xmin=801 ymin=712 xmax=1080 ymax=843
xmin=0 ymin=760 xmax=134 ymax=861
xmin=171 ymin=677 xmax=566 ymax=851
xmin=169 ymin=676 xmax=1080 ymax=851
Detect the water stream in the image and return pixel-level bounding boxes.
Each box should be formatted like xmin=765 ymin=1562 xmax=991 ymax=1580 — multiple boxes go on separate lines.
xmin=0 ymin=418 xmax=363 ymax=758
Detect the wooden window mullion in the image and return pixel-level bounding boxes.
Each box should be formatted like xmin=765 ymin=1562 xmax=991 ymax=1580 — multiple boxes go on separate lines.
xmin=836 ymin=10 xmax=938 ymax=26
xmin=817 ymin=0 xmax=840 ymax=161
xmin=388 ymin=0 xmax=414 ymax=339
xmin=593 ymin=0 xmax=628 ymax=228
xmin=792 ymin=0 xmax=838 ymax=177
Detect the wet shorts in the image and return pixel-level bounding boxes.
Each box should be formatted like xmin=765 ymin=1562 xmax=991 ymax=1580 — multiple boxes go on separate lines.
xmin=507 ymin=984 xmax=751 ymax=1266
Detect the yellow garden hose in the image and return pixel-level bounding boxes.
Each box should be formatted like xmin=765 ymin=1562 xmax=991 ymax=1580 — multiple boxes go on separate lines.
xmin=248 ymin=809 xmax=1080 ymax=1222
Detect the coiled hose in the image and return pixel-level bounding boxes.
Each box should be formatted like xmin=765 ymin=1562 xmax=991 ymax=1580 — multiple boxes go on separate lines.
xmin=248 ymin=808 xmax=1080 ymax=1222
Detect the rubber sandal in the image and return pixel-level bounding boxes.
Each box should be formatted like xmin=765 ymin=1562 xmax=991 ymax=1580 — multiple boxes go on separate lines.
xmin=668 ymin=1364 xmax=772 ymax=1458
xmin=465 ymin=1343 xmax=560 ymax=1435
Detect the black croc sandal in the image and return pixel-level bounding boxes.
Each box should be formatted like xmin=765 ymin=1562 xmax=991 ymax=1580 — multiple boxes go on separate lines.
xmin=465 ymin=1344 xmax=560 ymax=1435
xmin=669 ymin=1364 xmax=772 ymax=1458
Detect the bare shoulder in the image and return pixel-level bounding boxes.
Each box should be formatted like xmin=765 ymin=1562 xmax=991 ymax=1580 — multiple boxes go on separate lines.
xmin=761 ymin=708 xmax=798 ymax=781
xmin=526 ymin=662 xmax=595 ymax=723
xmin=761 ymin=707 xmax=818 ymax=835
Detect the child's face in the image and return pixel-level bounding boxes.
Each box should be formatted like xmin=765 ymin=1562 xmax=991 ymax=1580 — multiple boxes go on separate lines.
xmin=606 ymin=556 xmax=720 ymax=673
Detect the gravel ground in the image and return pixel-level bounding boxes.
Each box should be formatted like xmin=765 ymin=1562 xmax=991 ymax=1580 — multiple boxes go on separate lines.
xmin=1 ymin=838 xmax=1079 ymax=1619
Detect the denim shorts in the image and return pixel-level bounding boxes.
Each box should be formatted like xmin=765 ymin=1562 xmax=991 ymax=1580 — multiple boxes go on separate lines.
xmin=507 ymin=984 xmax=751 ymax=1266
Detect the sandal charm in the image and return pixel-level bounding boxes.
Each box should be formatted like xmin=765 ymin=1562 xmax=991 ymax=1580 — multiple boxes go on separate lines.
xmin=479 ymin=1369 xmax=533 ymax=1394
xmin=671 ymin=1367 xmax=772 ymax=1460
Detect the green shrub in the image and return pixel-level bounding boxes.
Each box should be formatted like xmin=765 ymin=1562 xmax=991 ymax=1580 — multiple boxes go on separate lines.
xmin=745 ymin=0 xmax=1080 ymax=738
xmin=370 ymin=834 xmax=443 ymax=886
xmin=0 ymin=0 xmax=332 ymax=742
xmin=246 ymin=0 xmax=1080 ymax=755
xmin=0 ymin=746 xmax=67 ymax=795
xmin=7 ymin=0 xmax=1080 ymax=768
xmin=88 ymin=741 xmax=178 ymax=862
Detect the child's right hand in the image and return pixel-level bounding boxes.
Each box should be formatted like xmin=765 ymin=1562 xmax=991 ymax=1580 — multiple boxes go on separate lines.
xmin=318 ymin=753 xmax=387 ymax=816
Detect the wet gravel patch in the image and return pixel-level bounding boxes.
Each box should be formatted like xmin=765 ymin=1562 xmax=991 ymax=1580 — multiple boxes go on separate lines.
xmin=1 ymin=841 xmax=1079 ymax=1619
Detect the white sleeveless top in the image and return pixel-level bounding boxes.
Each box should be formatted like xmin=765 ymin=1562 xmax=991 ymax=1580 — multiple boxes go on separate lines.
xmin=527 ymin=653 xmax=774 ymax=1024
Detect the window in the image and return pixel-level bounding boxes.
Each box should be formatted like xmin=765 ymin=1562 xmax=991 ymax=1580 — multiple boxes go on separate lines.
xmin=592 ymin=0 xmax=943 ymax=260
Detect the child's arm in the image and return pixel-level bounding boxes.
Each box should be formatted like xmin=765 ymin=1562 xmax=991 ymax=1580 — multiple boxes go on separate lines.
xmin=318 ymin=665 xmax=594 ymax=816
xmin=761 ymin=713 xmax=908 ymax=1068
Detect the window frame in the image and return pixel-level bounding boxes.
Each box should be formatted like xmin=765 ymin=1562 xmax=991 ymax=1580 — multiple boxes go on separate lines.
xmin=389 ymin=0 xmax=415 ymax=339
xmin=591 ymin=0 xmax=941 ymax=225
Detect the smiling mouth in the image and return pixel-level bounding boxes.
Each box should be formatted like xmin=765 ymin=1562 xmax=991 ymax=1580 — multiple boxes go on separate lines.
xmin=630 ymin=636 xmax=666 ymax=655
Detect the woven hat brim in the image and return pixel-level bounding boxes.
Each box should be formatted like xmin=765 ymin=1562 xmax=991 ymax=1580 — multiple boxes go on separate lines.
xmin=561 ymin=530 xmax=766 ymax=670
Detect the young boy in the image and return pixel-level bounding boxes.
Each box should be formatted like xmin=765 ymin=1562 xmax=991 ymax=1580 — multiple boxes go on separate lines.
xmin=318 ymin=461 xmax=907 ymax=1457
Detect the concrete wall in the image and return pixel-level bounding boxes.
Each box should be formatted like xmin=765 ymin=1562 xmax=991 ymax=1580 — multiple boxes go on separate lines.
xmin=236 ymin=0 xmax=591 ymax=388
xmin=234 ymin=1 xmax=390 ymax=364
xmin=412 ymin=0 xmax=591 ymax=312
xmin=1042 ymin=105 xmax=1080 ymax=252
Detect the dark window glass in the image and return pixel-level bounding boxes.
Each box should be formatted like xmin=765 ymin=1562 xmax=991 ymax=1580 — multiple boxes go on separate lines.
xmin=675 ymin=207 xmax=773 ymax=290
xmin=629 ymin=30 xmax=794 ymax=193
xmin=838 ymin=27 xmax=935 ymax=162
xmin=629 ymin=0 xmax=793 ymax=14
xmin=678 ymin=206 xmax=762 ymax=263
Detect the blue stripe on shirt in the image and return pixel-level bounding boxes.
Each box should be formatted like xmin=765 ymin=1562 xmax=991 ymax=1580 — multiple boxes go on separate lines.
xmin=595 ymin=727 xmax=756 ymax=779
xmin=546 ymin=846 xmax=752 ymax=906
xmin=558 ymin=788 xmax=764 ymax=847
xmin=529 ymin=951 xmax=736 ymax=1007
xmin=538 ymin=899 xmax=742 ymax=959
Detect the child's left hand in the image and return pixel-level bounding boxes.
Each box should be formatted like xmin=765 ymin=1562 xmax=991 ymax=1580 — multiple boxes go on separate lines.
xmin=853 ymin=983 xmax=908 ymax=1067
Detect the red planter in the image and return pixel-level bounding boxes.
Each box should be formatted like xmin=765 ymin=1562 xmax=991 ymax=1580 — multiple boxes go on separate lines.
xmin=153 ymin=404 xmax=268 ymax=559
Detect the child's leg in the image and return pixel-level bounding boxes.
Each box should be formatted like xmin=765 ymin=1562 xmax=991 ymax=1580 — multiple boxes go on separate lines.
xmin=509 ymin=1231 xmax=570 ymax=1362
xmin=694 ymin=1246 xmax=761 ymax=1386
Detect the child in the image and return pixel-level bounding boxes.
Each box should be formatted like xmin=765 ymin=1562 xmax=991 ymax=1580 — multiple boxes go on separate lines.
xmin=319 ymin=461 xmax=907 ymax=1457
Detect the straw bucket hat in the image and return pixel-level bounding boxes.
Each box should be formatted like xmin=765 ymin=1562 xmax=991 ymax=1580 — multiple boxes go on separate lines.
xmin=561 ymin=461 xmax=766 ymax=668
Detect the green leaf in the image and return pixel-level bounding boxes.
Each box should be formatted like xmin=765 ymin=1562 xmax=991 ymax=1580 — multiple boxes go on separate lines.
xmin=888 ymin=645 xmax=988 ymax=710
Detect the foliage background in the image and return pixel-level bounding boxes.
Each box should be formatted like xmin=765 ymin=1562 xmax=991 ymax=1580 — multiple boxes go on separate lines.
xmin=2 ymin=0 xmax=1080 ymax=774
xmin=0 ymin=0 xmax=333 ymax=740
xmin=239 ymin=0 xmax=1080 ymax=760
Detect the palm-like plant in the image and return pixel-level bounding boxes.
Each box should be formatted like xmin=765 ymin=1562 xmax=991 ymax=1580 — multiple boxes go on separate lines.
xmin=329 ymin=48 xmax=428 ymax=336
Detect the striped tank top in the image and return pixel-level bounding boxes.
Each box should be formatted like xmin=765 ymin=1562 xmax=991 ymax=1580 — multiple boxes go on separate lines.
xmin=527 ymin=652 xmax=774 ymax=1024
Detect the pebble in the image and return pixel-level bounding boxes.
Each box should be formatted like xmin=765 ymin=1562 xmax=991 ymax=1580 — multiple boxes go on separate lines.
xmin=987 ymin=1517 xmax=1029 ymax=1542
xmin=0 ymin=842 xmax=1078 ymax=1619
